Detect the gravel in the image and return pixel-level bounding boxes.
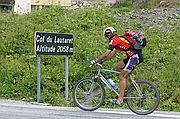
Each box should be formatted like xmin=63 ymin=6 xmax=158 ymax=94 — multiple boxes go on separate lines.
xmin=115 ymin=8 xmax=180 ymax=32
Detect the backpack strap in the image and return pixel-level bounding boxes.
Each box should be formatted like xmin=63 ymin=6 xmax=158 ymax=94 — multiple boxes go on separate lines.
xmin=120 ymin=35 xmax=135 ymax=50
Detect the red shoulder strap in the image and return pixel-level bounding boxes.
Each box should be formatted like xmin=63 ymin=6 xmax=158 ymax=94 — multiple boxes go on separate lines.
xmin=120 ymin=35 xmax=136 ymax=45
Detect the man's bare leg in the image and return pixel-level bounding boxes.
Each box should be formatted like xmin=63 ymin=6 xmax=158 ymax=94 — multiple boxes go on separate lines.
xmin=117 ymin=70 xmax=129 ymax=105
xmin=114 ymin=61 xmax=124 ymax=71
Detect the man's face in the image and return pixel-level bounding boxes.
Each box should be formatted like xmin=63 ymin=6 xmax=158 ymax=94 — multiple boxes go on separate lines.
xmin=105 ymin=30 xmax=113 ymax=41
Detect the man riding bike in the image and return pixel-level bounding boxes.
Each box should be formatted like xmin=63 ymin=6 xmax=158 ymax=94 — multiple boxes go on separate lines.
xmin=90 ymin=27 xmax=144 ymax=106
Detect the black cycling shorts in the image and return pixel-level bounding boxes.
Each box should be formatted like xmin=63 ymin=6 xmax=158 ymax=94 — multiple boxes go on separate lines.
xmin=123 ymin=52 xmax=143 ymax=73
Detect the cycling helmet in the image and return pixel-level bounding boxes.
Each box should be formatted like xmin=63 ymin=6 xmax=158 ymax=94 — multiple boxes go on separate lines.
xmin=104 ymin=27 xmax=117 ymax=41
xmin=104 ymin=27 xmax=117 ymax=36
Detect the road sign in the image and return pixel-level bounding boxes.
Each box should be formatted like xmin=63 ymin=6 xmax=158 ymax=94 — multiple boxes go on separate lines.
xmin=34 ymin=32 xmax=73 ymax=55
xmin=34 ymin=32 xmax=73 ymax=102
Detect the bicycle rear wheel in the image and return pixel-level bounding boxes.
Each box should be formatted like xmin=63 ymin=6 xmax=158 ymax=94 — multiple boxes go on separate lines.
xmin=126 ymin=80 xmax=160 ymax=115
xmin=73 ymin=77 xmax=105 ymax=111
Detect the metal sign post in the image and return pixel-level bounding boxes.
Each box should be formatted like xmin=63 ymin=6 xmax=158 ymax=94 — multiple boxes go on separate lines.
xmin=37 ymin=54 xmax=41 ymax=102
xmin=34 ymin=32 xmax=73 ymax=102
xmin=65 ymin=55 xmax=69 ymax=100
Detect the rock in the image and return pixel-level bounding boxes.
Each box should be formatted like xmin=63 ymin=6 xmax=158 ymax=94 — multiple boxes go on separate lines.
xmin=106 ymin=0 xmax=117 ymax=7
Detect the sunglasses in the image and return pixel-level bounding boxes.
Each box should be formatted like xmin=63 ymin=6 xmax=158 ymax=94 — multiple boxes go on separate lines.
xmin=105 ymin=32 xmax=111 ymax=37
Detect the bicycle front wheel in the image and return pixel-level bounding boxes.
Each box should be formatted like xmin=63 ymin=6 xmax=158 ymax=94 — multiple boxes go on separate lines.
xmin=73 ymin=77 xmax=105 ymax=111
xmin=126 ymin=80 xmax=160 ymax=115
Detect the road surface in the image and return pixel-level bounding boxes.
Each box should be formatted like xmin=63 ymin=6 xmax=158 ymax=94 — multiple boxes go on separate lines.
xmin=0 ymin=99 xmax=180 ymax=119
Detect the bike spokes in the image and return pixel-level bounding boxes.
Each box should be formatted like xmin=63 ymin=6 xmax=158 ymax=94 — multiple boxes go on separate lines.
xmin=126 ymin=80 xmax=160 ymax=115
xmin=73 ymin=78 xmax=105 ymax=111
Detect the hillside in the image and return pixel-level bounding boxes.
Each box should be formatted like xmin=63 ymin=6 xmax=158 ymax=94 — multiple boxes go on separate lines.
xmin=0 ymin=5 xmax=180 ymax=111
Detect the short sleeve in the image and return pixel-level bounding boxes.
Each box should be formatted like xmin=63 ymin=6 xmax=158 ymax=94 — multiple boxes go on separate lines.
xmin=109 ymin=39 xmax=118 ymax=46
xmin=108 ymin=45 xmax=115 ymax=51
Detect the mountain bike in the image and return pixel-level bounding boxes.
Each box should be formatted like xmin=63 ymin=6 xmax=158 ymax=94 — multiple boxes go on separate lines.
xmin=72 ymin=63 xmax=160 ymax=115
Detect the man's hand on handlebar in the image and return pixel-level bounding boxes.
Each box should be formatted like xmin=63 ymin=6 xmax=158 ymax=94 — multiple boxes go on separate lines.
xmin=90 ymin=59 xmax=103 ymax=67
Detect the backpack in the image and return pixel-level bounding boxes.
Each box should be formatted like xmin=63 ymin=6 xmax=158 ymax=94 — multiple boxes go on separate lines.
xmin=121 ymin=31 xmax=147 ymax=50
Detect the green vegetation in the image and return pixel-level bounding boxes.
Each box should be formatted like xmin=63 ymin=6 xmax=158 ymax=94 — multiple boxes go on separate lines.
xmin=0 ymin=5 xmax=180 ymax=112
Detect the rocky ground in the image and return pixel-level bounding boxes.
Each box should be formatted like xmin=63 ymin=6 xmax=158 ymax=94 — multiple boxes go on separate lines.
xmin=71 ymin=0 xmax=180 ymax=32
xmin=115 ymin=7 xmax=180 ymax=32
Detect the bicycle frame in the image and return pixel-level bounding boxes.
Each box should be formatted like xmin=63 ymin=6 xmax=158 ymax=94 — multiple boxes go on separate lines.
xmin=92 ymin=66 xmax=144 ymax=99
xmin=95 ymin=68 xmax=119 ymax=95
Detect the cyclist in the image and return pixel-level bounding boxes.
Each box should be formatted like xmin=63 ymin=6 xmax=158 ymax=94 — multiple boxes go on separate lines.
xmin=90 ymin=27 xmax=144 ymax=106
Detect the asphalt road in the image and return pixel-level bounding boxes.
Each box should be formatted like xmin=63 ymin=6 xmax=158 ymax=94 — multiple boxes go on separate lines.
xmin=0 ymin=100 xmax=180 ymax=119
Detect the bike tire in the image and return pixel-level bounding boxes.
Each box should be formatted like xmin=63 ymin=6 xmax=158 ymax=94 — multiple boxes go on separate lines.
xmin=126 ymin=80 xmax=160 ymax=115
xmin=72 ymin=77 xmax=105 ymax=111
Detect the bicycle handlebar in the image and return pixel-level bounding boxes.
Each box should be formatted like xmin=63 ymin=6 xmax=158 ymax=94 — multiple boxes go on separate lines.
xmin=90 ymin=62 xmax=103 ymax=68
xmin=90 ymin=62 xmax=121 ymax=74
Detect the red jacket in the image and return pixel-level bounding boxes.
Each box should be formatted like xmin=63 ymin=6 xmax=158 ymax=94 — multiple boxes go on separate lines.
xmin=109 ymin=35 xmax=136 ymax=57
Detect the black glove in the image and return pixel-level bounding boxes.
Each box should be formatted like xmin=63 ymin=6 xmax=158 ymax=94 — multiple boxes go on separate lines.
xmin=90 ymin=59 xmax=97 ymax=66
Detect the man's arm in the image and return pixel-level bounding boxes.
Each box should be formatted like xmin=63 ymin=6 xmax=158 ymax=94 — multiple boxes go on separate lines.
xmin=96 ymin=49 xmax=118 ymax=63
